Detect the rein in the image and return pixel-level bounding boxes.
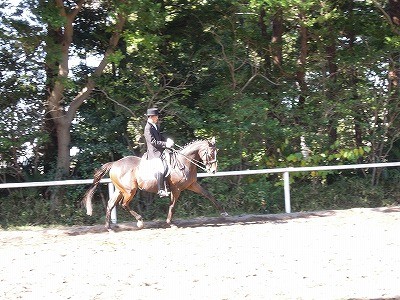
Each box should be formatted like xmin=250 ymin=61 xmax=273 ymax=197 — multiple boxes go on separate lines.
xmin=172 ymin=143 xmax=209 ymax=172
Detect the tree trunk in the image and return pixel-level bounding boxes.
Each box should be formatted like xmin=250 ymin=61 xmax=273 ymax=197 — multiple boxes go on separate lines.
xmin=325 ymin=34 xmax=338 ymax=146
xmin=42 ymin=23 xmax=62 ymax=174
xmin=258 ymin=7 xmax=271 ymax=71
xmin=258 ymin=6 xmax=283 ymax=77
xmin=345 ymin=1 xmax=363 ymax=150
xmin=296 ymin=11 xmax=308 ymax=121
xmin=43 ymin=1 xmax=126 ymax=212
xmin=387 ymin=0 xmax=400 ymax=27
xmin=271 ymin=7 xmax=283 ymax=74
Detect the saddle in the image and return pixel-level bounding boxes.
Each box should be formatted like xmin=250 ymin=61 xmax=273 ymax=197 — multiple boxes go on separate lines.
xmin=137 ymin=153 xmax=171 ymax=182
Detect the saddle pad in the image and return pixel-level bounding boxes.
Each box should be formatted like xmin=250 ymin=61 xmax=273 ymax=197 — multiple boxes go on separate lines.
xmin=137 ymin=158 xmax=164 ymax=181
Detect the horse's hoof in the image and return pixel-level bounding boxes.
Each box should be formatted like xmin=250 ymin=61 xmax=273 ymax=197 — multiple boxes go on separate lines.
xmin=165 ymin=220 xmax=177 ymax=229
xmin=137 ymin=220 xmax=144 ymax=229
xmin=220 ymin=212 xmax=229 ymax=217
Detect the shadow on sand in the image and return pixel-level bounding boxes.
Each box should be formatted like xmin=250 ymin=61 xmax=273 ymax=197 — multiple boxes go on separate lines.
xmin=372 ymin=206 xmax=400 ymax=213
xmin=65 ymin=210 xmax=336 ymax=236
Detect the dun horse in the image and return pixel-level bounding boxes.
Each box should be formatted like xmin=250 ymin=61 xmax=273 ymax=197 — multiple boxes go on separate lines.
xmin=83 ymin=138 xmax=228 ymax=229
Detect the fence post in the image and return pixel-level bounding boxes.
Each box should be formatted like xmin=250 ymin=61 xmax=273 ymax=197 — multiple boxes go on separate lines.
xmin=108 ymin=182 xmax=117 ymax=224
xmin=283 ymin=171 xmax=291 ymax=213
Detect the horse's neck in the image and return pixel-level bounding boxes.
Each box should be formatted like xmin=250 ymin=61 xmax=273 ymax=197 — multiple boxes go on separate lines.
xmin=172 ymin=143 xmax=202 ymax=170
xmin=180 ymin=143 xmax=201 ymax=161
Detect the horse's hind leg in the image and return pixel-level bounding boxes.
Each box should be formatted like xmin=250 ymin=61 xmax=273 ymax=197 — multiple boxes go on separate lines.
xmin=187 ymin=182 xmax=228 ymax=217
xmin=120 ymin=188 xmax=144 ymax=229
xmin=105 ymin=190 xmax=123 ymax=230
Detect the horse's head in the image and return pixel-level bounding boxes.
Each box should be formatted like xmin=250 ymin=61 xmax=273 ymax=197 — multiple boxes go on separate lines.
xmin=200 ymin=137 xmax=218 ymax=174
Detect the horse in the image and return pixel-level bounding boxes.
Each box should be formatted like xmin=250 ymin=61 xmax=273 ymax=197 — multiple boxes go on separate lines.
xmin=82 ymin=137 xmax=228 ymax=230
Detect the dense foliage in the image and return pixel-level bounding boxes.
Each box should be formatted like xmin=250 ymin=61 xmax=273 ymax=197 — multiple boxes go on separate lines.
xmin=1 ymin=0 xmax=400 ymax=227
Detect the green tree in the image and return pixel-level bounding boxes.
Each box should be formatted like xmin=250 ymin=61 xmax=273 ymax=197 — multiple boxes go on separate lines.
xmin=33 ymin=0 xmax=127 ymax=210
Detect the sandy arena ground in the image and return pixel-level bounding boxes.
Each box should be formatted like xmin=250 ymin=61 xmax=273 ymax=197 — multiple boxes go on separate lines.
xmin=1 ymin=207 xmax=400 ymax=300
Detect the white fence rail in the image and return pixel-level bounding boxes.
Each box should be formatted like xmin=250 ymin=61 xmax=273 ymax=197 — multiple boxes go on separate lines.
xmin=1 ymin=162 xmax=400 ymax=223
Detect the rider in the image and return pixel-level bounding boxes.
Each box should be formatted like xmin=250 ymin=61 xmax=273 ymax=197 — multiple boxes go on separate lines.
xmin=143 ymin=107 xmax=174 ymax=197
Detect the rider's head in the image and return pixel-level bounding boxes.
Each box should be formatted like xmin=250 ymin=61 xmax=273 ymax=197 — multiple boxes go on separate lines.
xmin=146 ymin=108 xmax=159 ymax=123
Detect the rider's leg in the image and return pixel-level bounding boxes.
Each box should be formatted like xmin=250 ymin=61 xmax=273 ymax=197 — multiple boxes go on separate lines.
xmin=162 ymin=158 xmax=170 ymax=193
xmin=156 ymin=171 xmax=169 ymax=197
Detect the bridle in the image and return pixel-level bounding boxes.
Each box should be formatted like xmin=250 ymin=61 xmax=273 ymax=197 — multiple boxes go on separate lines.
xmin=201 ymin=147 xmax=218 ymax=168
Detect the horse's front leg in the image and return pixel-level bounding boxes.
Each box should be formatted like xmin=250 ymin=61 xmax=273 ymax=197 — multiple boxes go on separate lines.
xmin=166 ymin=190 xmax=181 ymax=225
xmin=187 ymin=182 xmax=228 ymax=217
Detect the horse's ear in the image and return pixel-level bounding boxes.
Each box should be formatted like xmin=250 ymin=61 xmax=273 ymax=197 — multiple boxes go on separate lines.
xmin=210 ymin=137 xmax=216 ymax=145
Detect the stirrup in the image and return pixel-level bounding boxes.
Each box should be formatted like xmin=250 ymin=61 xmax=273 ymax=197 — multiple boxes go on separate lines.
xmin=158 ymin=190 xmax=170 ymax=197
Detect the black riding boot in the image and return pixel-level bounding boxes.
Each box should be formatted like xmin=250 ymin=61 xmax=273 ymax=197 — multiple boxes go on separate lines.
xmin=156 ymin=172 xmax=169 ymax=197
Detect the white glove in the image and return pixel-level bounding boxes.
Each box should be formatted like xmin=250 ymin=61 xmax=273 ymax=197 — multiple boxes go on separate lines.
xmin=166 ymin=138 xmax=174 ymax=148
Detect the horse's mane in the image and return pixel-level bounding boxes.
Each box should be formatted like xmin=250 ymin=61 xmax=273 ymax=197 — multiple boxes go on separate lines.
xmin=182 ymin=139 xmax=208 ymax=149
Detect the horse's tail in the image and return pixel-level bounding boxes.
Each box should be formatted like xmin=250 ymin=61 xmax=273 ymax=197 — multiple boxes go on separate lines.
xmin=82 ymin=162 xmax=114 ymax=216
